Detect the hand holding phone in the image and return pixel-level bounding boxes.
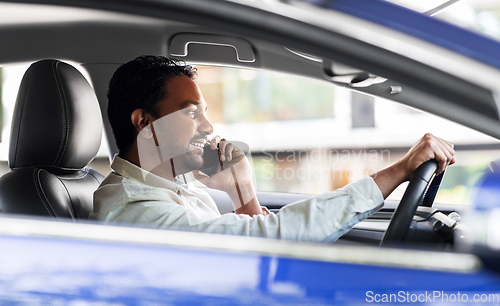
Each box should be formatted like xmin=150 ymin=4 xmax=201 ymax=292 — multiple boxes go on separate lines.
xmin=200 ymin=144 xmax=221 ymax=176
xmin=195 ymin=140 xmax=256 ymax=212
xmin=199 ymin=141 xmax=249 ymax=177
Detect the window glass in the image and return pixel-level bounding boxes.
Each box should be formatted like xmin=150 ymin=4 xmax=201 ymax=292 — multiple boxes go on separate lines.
xmin=0 ymin=64 xmax=29 ymax=162
xmin=2 ymin=63 xmax=497 ymax=206
xmin=195 ymin=66 xmax=499 ymax=206
xmin=196 ymin=66 xmax=334 ymax=124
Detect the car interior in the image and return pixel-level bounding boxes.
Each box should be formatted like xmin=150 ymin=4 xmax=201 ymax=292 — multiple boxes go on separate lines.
xmin=0 ymin=1 xmax=499 ymax=251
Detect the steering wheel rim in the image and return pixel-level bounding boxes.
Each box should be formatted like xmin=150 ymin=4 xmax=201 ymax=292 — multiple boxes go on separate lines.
xmin=380 ymin=159 xmax=439 ymax=247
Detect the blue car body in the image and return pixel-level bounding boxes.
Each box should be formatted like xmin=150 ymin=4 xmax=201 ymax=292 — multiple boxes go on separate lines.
xmin=2 ymin=219 xmax=500 ymax=305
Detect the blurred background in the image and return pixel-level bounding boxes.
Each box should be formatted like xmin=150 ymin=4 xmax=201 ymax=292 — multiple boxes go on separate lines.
xmin=1 ymin=0 xmax=499 ymax=206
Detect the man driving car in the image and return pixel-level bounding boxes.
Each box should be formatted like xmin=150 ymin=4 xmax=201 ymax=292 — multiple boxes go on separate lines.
xmin=90 ymin=55 xmax=456 ymax=242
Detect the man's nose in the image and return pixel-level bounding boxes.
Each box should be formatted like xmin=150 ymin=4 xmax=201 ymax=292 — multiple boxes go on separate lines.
xmin=198 ymin=113 xmax=213 ymax=135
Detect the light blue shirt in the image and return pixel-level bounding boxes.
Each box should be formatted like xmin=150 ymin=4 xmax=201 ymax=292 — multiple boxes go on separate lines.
xmin=91 ymin=156 xmax=384 ymax=242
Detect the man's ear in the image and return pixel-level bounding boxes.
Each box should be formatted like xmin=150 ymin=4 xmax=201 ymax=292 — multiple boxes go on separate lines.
xmin=131 ymin=109 xmax=154 ymax=139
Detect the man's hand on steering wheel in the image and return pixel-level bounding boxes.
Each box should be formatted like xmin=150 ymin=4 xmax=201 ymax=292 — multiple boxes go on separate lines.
xmin=371 ymin=133 xmax=456 ymax=246
xmin=371 ymin=133 xmax=456 ymax=199
xmin=398 ymin=133 xmax=456 ymax=181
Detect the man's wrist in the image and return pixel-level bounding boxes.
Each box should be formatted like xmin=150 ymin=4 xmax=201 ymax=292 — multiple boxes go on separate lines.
xmin=226 ymin=180 xmax=256 ymax=209
xmin=234 ymin=196 xmax=263 ymax=216
xmin=390 ymin=160 xmax=409 ymax=183
xmin=371 ymin=161 xmax=408 ymax=199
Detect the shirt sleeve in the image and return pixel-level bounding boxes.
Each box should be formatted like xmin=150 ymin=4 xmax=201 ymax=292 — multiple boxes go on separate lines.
xmin=165 ymin=176 xmax=384 ymax=242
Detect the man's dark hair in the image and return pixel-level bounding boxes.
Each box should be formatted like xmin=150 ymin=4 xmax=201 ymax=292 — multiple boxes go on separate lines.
xmin=107 ymin=55 xmax=197 ymax=154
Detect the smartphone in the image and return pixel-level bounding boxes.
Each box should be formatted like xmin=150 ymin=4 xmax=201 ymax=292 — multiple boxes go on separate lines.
xmin=200 ymin=144 xmax=221 ymax=176
xmin=199 ymin=141 xmax=250 ymax=177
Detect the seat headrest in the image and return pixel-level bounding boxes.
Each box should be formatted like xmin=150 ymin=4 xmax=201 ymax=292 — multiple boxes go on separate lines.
xmin=9 ymin=59 xmax=103 ymax=170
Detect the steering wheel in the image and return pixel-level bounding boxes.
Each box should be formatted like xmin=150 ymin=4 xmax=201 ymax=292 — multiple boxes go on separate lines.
xmin=380 ymin=159 xmax=440 ymax=247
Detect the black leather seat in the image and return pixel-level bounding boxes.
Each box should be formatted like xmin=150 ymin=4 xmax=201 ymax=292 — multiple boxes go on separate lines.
xmin=0 ymin=59 xmax=104 ymax=219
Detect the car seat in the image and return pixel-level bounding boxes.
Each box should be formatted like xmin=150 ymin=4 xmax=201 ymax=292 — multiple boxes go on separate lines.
xmin=0 ymin=59 xmax=104 ymax=219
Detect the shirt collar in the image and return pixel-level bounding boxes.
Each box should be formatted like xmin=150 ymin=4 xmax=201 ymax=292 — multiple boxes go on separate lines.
xmin=110 ymin=155 xmax=181 ymax=193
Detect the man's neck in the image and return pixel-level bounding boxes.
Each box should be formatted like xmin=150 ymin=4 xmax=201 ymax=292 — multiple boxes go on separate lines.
xmin=120 ymin=145 xmax=181 ymax=181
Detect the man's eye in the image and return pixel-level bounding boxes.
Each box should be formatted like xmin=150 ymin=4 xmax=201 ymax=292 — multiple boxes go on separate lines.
xmin=186 ymin=109 xmax=197 ymax=118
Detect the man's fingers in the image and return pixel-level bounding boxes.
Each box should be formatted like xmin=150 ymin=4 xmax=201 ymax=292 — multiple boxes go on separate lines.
xmin=438 ymin=136 xmax=454 ymax=150
xmin=436 ymin=138 xmax=454 ymax=168
xmin=210 ymin=135 xmax=221 ymax=150
xmin=435 ymin=136 xmax=455 ymax=156
xmin=218 ymin=139 xmax=227 ymax=161
xmin=433 ymin=149 xmax=448 ymax=174
xmin=211 ymin=138 xmax=245 ymax=163
xmin=415 ymin=133 xmax=455 ymax=175
xmin=225 ymin=143 xmax=234 ymax=161
xmin=430 ymin=141 xmax=454 ymax=174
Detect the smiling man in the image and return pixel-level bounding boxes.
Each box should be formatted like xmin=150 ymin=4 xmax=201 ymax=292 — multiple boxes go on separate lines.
xmin=90 ymin=55 xmax=455 ymax=242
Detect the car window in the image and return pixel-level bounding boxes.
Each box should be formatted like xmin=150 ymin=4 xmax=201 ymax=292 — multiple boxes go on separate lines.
xmin=193 ymin=65 xmax=499 ymax=206
xmin=1 ymin=64 xmax=497 ymax=207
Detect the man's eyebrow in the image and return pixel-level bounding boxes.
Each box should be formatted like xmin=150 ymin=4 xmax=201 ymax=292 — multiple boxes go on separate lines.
xmin=178 ymin=100 xmax=200 ymax=110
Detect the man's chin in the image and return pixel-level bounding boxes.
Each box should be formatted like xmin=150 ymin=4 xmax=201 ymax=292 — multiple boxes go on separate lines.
xmin=191 ymin=159 xmax=204 ymax=171
xmin=183 ymin=152 xmax=204 ymax=172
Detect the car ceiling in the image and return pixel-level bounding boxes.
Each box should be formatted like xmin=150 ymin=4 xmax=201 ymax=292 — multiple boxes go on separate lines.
xmin=1 ymin=0 xmax=500 ymax=154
